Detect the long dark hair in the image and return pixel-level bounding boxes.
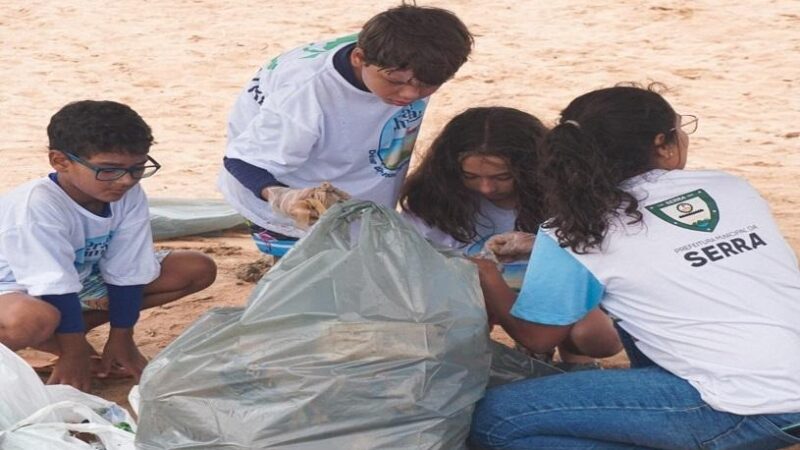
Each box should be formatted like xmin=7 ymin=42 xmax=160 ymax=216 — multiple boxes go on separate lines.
xmin=400 ymin=106 xmax=547 ymax=243
xmin=539 ymin=84 xmax=677 ymax=253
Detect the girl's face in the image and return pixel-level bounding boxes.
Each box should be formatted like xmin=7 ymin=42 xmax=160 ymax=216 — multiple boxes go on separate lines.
xmin=460 ymin=154 xmax=517 ymax=208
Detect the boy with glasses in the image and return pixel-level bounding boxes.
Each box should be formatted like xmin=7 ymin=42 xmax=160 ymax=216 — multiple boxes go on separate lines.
xmin=0 ymin=100 xmax=216 ymax=392
xmin=219 ymin=4 xmax=473 ymax=256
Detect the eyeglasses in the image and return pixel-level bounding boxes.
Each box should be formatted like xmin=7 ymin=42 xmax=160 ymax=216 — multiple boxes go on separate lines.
xmin=64 ymin=152 xmax=161 ymax=181
xmin=672 ymin=114 xmax=698 ymax=135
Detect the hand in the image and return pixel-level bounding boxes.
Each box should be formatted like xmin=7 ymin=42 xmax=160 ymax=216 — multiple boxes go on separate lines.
xmin=468 ymin=256 xmax=515 ymax=323
xmin=484 ymin=231 xmax=535 ymax=263
xmin=98 ymin=328 xmax=147 ymax=381
xmin=264 ymin=182 xmax=351 ymax=228
xmin=47 ymin=333 xmax=92 ymax=392
xmin=468 ymin=256 xmax=503 ymax=278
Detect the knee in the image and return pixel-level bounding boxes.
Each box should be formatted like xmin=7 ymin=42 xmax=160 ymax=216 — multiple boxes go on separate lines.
xmin=0 ymin=299 xmax=60 ymax=350
xmin=570 ymin=315 xmax=623 ymax=358
xmin=189 ymin=252 xmax=217 ymax=291
xmin=170 ymin=250 xmax=217 ymax=292
xmin=469 ymin=392 xmax=513 ymax=449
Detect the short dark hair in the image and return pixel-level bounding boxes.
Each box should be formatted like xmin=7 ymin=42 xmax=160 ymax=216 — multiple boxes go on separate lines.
xmin=47 ymin=100 xmax=154 ymax=158
xmin=401 ymin=107 xmax=547 ymax=243
xmin=357 ymin=4 xmax=473 ymax=86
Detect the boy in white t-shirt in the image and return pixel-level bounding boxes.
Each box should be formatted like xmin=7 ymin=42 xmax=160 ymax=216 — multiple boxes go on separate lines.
xmin=218 ymin=4 xmax=473 ymax=257
xmin=0 ymin=100 xmax=216 ymax=393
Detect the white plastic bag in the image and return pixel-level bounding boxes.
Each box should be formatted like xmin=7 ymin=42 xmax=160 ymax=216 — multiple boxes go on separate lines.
xmin=0 ymin=344 xmax=51 ymax=429
xmin=0 ymin=344 xmax=136 ymax=450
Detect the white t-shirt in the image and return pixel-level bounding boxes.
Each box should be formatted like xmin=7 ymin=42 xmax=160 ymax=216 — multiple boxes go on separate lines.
xmin=513 ymin=169 xmax=800 ymax=414
xmin=403 ymin=198 xmax=528 ymax=290
xmin=219 ymin=36 xmax=429 ymax=238
xmin=0 ymin=177 xmax=160 ymax=296
xmin=403 ymin=197 xmax=517 ymax=255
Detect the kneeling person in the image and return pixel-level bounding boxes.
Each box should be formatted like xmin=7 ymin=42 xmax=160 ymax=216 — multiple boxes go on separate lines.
xmin=0 ymin=100 xmax=216 ymax=392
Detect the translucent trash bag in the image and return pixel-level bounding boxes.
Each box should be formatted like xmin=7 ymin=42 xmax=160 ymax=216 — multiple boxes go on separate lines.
xmin=149 ymin=198 xmax=244 ymax=241
xmin=136 ymin=201 xmax=492 ymax=449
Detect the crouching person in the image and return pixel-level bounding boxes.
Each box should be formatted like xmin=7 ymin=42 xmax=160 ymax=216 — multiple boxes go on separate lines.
xmin=0 ymin=100 xmax=216 ymax=392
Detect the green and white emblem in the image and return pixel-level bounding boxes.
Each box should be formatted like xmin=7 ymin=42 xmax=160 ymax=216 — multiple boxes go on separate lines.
xmin=645 ymin=189 xmax=719 ymax=232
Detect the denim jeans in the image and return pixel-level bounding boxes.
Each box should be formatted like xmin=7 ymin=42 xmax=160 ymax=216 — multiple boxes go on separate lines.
xmin=470 ymin=328 xmax=800 ymax=449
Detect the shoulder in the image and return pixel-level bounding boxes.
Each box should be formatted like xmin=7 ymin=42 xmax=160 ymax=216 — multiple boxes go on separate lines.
xmin=259 ymin=37 xmax=356 ymax=103
xmin=626 ymin=169 xmax=757 ymax=208
xmin=645 ymin=169 xmax=748 ymax=189
xmin=401 ymin=210 xmax=464 ymax=250
xmin=0 ymin=178 xmax=71 ymax=225
xmin=112 ymin=184 xmax=149 ymax=220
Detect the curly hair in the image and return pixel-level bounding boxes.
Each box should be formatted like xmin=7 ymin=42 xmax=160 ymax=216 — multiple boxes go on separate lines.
xmin=357 ymin=4 xmax=473 ymax=86
xmin=400 ymin=107 xmax=547 ymax=243
xmin=47 ymin=100 xmax=154 ymax=158
xmin=538 ymin=84 xmax=677 ymax=253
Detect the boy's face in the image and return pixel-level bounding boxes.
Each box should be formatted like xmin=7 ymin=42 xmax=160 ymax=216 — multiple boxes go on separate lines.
xmin=49 ymin=150 xmax=150 ymax=211
xmin=350 ymin=48 xmax=439 ymax=106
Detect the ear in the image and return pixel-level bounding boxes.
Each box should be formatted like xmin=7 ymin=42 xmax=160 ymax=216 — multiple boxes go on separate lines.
xmin=652 ymin=133 xmax=678 ymax=170
xmin=350 ymin=47 xmax=366 ymax=68
xmin=49 ymin=150 xmax=70 ymax=171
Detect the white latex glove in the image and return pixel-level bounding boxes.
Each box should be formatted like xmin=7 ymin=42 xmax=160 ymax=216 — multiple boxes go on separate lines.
xmin=264 ymin=182 xmax=351 ymax=229
xmin=483 ymin=231 xmax=535 ymax=263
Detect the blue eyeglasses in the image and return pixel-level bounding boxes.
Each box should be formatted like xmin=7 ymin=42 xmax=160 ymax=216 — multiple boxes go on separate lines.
xmin=64 ymin=152 xmax=161 ymax=181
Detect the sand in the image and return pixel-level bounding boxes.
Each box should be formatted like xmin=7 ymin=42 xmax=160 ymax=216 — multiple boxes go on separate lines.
xmin=2 ymin=0 xmax=799 ymax=443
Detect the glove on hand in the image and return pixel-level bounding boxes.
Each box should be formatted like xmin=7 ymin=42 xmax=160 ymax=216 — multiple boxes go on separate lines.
xmin=266 ymin=182 xmax=351 ymax=229
xmin=483 ymin=231 xmax=535 ymax=263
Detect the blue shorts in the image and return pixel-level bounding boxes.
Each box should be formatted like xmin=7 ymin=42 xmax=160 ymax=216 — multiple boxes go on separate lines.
xmin=247 ymin=221 xmax=298 ymax=257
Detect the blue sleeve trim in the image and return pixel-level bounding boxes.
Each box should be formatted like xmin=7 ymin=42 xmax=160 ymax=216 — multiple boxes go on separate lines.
xmin=510 ymin=231 xmax=605 ymax=325
xmin=107 ymin=284 xmax=145 ymax=328
xmin=41 ymin=293 xmax=85 ymax=333
xmin=223 ymin=157 xmax=286 ymax=198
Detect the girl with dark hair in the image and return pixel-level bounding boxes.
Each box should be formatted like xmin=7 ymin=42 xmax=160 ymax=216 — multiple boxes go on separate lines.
xmin=401 ymin=106 xmax=621 ymax=371
xmin=469 ymin=86 xmax=800 ymax=448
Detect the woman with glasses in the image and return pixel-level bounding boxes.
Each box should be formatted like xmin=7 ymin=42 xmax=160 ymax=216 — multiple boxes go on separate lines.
xmin=0 ymin=100 xmax=216 ymax=393
xmin=469 ymin=85 xmax=800 ymax=449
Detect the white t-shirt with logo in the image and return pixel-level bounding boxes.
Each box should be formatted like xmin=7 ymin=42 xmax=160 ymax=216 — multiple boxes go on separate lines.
xmin=219 ymin=35 xmax=429 ymax=238
xmin=403 ymin=197 xmax=517 ymax=254
xmin=0 ymin=177 xmax=160 ymax=296
xmin=513 ymin=169 xmax=800 ymax=414
xmin=403 ymin=198 xmax=528 ymax=290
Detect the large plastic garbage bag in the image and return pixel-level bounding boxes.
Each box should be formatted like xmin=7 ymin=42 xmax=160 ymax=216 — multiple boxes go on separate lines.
xmin=0 ymin=344 xmax=136 ymax=450
xmin=136 ymin=200 xmax=492 ymax=449
xmin=149 ymin=198 xmax=245 ymax=241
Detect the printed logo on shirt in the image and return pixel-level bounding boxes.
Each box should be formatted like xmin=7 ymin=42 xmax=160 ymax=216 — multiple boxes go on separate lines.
xmin=251 ymin=35 xmax=359 ymax=104
xmin=369 ymin=100 xmax=427 ymax=177
xmin=73 ymin=234 xmax=113 ymax=273
xmin=645 ymin=189 xmax=719 ymax=232
xmin=672 ymin=224 xmax=767 ymax=267
xmin=300 ymin=34 xmax=358 ymax=60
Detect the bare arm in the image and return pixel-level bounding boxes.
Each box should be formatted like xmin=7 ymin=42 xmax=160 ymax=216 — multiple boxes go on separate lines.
xmin=473 ymin=258 xmax=572 ymax=354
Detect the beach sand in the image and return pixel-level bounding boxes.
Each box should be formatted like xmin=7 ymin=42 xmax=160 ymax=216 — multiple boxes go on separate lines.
xmin=2 ymin=0 xmax=799 ymax=444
